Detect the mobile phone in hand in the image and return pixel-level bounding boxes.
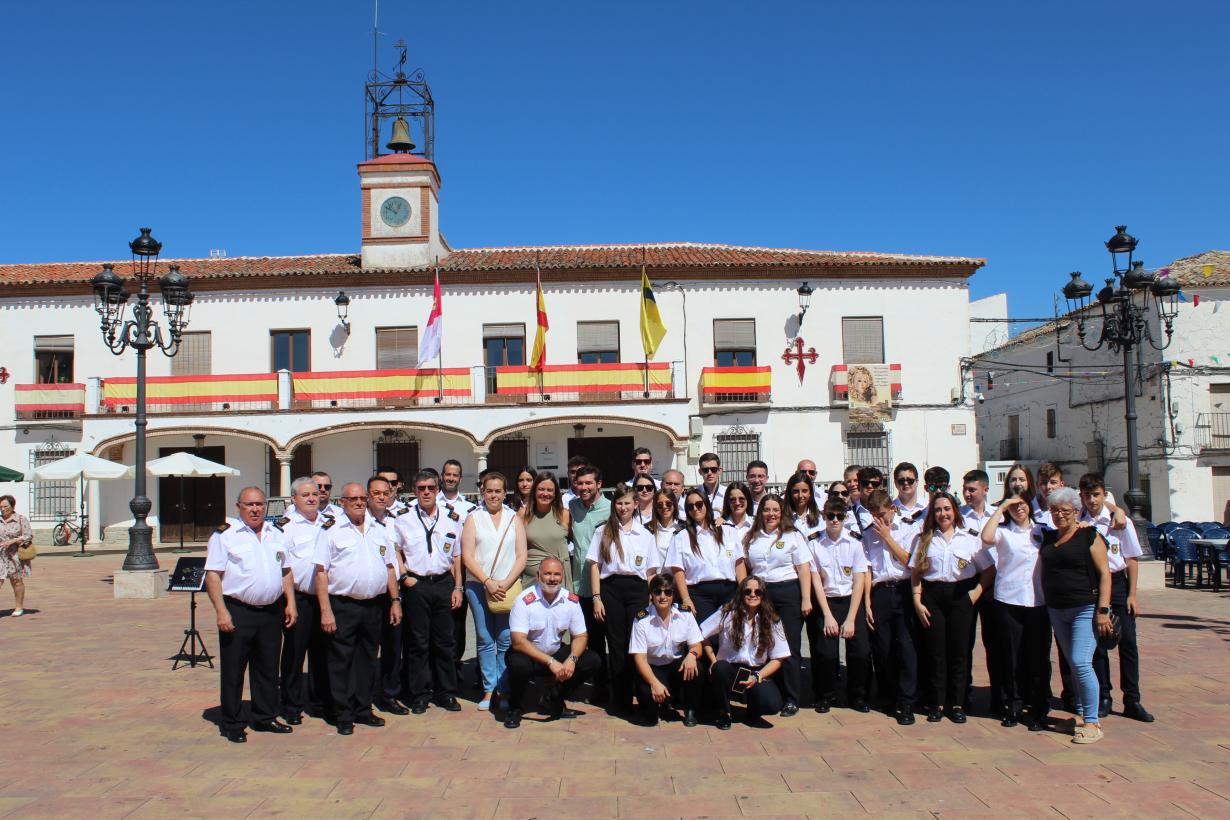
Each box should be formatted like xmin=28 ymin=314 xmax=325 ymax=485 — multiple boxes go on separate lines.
xmin=733 ymin=666 xmax=756 ymax=692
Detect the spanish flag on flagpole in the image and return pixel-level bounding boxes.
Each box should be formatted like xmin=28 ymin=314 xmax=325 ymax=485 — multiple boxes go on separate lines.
xmin=640 ymin=264 xmax=666 ymax=360
xmin=529 ymin=254 xmax=548 ymax=371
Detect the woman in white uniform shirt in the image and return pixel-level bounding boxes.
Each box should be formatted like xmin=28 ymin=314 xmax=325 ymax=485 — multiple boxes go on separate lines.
xmin=667 ymin=489 xmax=735 ymax=625
xmin=979 ymin=495 xmax=1051 ymax=730
xmin=735 ymin=494 xmax=811 ymax=716
xmin=701 ymin=574 xmax=791 ymax=729
xmin=720 ymin=482 xmax=754 ymax=537
xmin=647 ymin=489 xmax=679 ymax=579
xmin=629 ymin=572 xmax=703 ymax=726
xmin=631 ymin=477 xmax=658 ymax=527
xmin=910 ymin=493 xmax=987 ymax=723
xmin=809 ymin=497 xmax=872 ymax=713
xmin=786 ymin=472 xmax=822 ymax=539
xmin=587 ymin=485 xmax=654 ymax=712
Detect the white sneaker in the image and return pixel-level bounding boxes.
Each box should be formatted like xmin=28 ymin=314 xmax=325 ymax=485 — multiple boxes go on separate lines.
xmin=11 ymin=609 xmax=23 ymax=617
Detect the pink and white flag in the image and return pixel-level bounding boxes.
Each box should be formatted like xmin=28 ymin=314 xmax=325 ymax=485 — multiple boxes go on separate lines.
xmin=418 ymin=268 xmax=443 ymax=363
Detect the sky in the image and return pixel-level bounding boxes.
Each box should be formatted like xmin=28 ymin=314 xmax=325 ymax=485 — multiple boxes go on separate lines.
xmin=1 ymin=0 xmax=1225 ymax=321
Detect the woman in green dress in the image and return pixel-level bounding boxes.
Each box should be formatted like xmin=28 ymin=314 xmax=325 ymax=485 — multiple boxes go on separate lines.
xmin=520 ymin=471 xmax=573 ymax=589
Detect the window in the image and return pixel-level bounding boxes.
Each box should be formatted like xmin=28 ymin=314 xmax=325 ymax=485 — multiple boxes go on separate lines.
xmin=841 ymin=317 xmax=884 ymax=364
xmin=373 ymin=432 xmax=419 ymax=483
xmin=172 ymin=332 xmax=212 ymax=376
xmin=713 ymin=319 xmax=756 ymax=366
xmin=846 ymin=430 xmax=890 ymax=476
xmin=376 ymin=327 xmax=419 ymax=370
xmin=271 ymin=330 xmax=310 ymax=372
xmin=29 ymin=444 xmax=75 ymax=522
xmin=715 ymin=428 xmax=760 ymax=483
xmin=1046 ymin=351 xmax=1054 ymax=374
xmin=1138 ymin=474 xmax=1153 ymax=523
xmin=1046 ymin=407 xmax=1057 ymax=439
xmin=484 ymin=323 xmax=525 ymax=394
xmin=34 ymin=336 xmax=74 ymax=384
xmin=577 ymin=321 xmax=620 ymax=364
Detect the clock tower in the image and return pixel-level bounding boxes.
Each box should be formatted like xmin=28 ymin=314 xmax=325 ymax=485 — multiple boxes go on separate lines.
xmin=359 ymin=151 xmax=448 ymax=269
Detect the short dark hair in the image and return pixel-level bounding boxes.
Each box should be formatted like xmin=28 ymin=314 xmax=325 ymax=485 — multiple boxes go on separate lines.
xmin=699 ymin=452 xmax=720 ymax=465
xmin=375 ymin=465 xmax=400 ymax=481
xmin=632 ymin=447 xmax=652 ymax=459
xmin=567 ymin=455 xmax=590 ymax=470
xmin=311 ymin=470 xmax=331 ymax=480
xmin=1078 ymin=472 xmax=1106 ymax=493
xmin=923 ymin=466 xmax=950 ymax=486
xmin=865 ymin=488 xmax=893 ymax=511
xmin=0 ymin=494 xmax=16 ymax=509
xmin=367 ymin=475 xmax=393 ymax=491
xmin=574 ymin=465 xmax=602 ymax=484
xmin=412 ymin=469 xmax=439 ymax=488
xmin=442 ymin=459 xmax=463 ymax=473
xmin=962 ymin=469 xmax=989 ymax=486
xmin=1038 ymin=462 xmax=1063 ymax=483
xmin=893 ymin=462 xmax=918 ymax=480
xmin=843 ymin=464 xmax=861 ymax=478
xmin=822 ymin=497 xmax=847 ymax=518
xmin=746 ymin=460 xmax=768 ymax=474
xmin=857 ymin=466 xmax=884 ymax=484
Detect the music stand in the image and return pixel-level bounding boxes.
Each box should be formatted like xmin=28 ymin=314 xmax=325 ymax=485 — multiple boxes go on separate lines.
xmin=168 ymin=557 xmax=213 ymax=670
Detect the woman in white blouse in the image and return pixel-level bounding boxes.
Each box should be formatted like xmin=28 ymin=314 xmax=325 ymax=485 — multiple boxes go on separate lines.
xmin=701 ymin=574 xmax=791 ymax=729
xmin=629 ymin=572 xmax=703 ymax=726
xmin=808 ymin=497 xmax=872 ymax=713
xmin=720 ymin=481 xmax=754 ymax=539
xmin=786 ymin=472 xmax=822 ymax=539
xmin=631 ymin=476 xmax=658 ymax=527
xmin=735 ymin=495 xmax=811 ymax=716
xmin=979 ymin=495 xmax=1051 ymax=730
xmin=647 ymin=489 xmax=679 ymax=579
xmin=667 ymin=489 xmax=736 ymax=625
xmin=910 ymin=493 xmax=986 ymax=724
xmin=587 ymin=485 xmax=655 ymax=712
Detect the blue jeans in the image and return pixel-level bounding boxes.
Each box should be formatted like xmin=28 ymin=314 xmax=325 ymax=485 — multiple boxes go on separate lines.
xmin=1048 ymin=604 xmax=1099 ymax=724
xmin=464 ymin=582 xmax=511 ymax=696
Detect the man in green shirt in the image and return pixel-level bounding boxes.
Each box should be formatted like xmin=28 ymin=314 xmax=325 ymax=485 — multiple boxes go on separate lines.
xmin=567 ymin=465 xmax=611 ymax=701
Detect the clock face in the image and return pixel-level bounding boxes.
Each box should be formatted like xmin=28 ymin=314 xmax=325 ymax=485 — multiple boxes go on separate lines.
xmin=379 ymin=195 xmax=412 ymax=228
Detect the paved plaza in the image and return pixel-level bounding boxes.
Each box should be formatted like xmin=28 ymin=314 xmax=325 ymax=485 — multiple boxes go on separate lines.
xmin=1 ymin=552 xmax=1228 ymax=819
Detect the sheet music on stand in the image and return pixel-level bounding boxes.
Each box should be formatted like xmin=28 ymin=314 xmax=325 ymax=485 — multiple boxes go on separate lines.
xmin=168 ymin=557 xmax=213 ymax=669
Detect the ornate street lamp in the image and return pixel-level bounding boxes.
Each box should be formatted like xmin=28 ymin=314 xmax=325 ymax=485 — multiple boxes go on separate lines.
xmin=334 ymin=290 xmax=351 ymax=331
xmin=91 ymin=228 xmax=193 ymax=572
xmin=1059 ymin=226 xmax=1179 ymax=558
xmin=796 ymin=281 xmax=814 ymax=323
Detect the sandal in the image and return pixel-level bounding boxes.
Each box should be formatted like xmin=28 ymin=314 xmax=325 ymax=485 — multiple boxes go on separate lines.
xmin=1072 ymin=723 xmax=1103 ymax=744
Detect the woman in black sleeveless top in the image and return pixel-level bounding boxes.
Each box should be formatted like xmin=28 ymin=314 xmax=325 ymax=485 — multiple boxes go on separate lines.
xmin=1038 ymin=487 xmax=1112 ymax=744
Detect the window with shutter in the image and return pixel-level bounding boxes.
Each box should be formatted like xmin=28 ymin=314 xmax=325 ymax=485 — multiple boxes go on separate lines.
xmin=33 ymin=335 xmax=74 ymax=384
xmin=376 ymin=327 xmax=419 ymax=370
xmin=172 ymin=332 xmax=212 ymax=376
xmin=713 ymin=319 xmax=756 ymax=366
xmin=577 ymin=321 xmax=619 ymax=364
xmin=841 ymin=317 xmax=885 ymax=364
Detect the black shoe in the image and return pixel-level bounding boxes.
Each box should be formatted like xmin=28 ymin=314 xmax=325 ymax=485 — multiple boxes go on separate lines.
xmin=1098 ymin=698 xmax=1112 ymax=719
xmin=282 ymin=712 xmax=303 ymax=726
xmin=715 ymin=713 xmax=732 ymax=730
xmin=1123 ymin=702 xmax=1155 ymax=722
xmin=779 ymin=700 xmax=799 ymax=717
xmin=850 ymin=699 xmax=871 ymax=713
xmin=410 ymin=700 xmax=429 ymax=715
xmin=682 ymin=709 xmax=698 ymax=727
xmin=377 ymin=699 xmax=410 ymax=716
xmin=926 ymin=708 xmax=943 ymax=723
xmin=946 ymin=708 xmax=967 ymax=724
xmin=436 ymin=696 xmax=463 ymax=712
xmin=337 ymin=722 xmax=354 ymax=735
xmin=1001 ymin=712 xmax=1020 ymax=728
xmin=896 ymin=710 xmax=916 ymax=726
xmin=503 ymin=709 xmax=523 ymax=729
xmin=1026 ymin=716 xmax=1049 ymax=732
xmin=354 ymin=713 xmax=386 ymax=727
xmin=250 ymin=719 xmax=293 ymax=734
xmin=223 ymin=728 xmax=247 ymax=743
xmin=814 ymin=699 xmax=832 ymax=714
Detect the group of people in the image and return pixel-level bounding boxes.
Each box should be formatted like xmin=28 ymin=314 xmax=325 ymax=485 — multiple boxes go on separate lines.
xmin=205 ymin=449 xmax=1152 ymax=746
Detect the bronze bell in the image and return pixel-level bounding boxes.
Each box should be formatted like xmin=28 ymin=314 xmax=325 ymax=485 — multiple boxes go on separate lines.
xmin=386 ymin=117 xmax=416 ymax=153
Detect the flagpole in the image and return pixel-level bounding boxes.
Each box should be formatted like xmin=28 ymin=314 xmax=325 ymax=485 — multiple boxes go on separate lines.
xmin=642 ymin=248 xmax=651 ymax=398
xmin=536 ymin=251 xmax=545 ymax=400
xmin=435 ymin=257 xmax=444 ymax=404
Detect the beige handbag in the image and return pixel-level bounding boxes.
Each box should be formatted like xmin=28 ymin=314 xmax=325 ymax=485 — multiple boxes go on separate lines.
xmin=484 ymin=512 xmax=521 ymax=614
xmin=17 ymin=543 xmax=37 ymax=561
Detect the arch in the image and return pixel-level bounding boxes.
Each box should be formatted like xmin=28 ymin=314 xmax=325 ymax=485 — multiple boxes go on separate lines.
xmin=284 ymin=419 xmax=480 ymax=454
xmin=483 ymin=414 xmax=686 ymax=448
xmin=91 ymin=424 xmax=281 ymax=457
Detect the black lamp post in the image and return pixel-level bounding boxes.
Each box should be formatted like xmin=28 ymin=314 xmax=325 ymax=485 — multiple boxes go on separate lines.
xmin=796 ymin=281 xmax=814 ymax=322
xmin=334 ymin=290 xmax=351 ymax=332
xmin=91 ymin=228 xmax=193 ymax=572
xmin=1061 ymin=226 xmax=1180 ymax=558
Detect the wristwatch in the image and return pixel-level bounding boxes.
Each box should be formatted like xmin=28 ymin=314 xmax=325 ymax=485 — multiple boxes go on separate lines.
xmin=567 ymin=655 xmax=580 ymax=664
xmin=1097 ymin=606 xmax=1111 ymax=615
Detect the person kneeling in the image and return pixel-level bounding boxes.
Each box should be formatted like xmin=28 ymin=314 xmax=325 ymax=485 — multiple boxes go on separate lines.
xmin=702 ymin=575 xmax=791 ymax=729
xmin=629 ymin=573 xmax=704 ymax=726
xmin=504 ymin=557 xmax=600 ymax=728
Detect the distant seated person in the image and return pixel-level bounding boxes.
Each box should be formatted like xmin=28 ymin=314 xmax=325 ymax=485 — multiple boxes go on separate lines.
xmin=503 ymin=557 xmax=601 ymax=728
xmin=702 ymin=574 xmax=791 ymax=730
xmin=629 ymin=573 xmax=704 ymax=727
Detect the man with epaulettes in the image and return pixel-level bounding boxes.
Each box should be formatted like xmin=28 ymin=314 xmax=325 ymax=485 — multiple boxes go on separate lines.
xmin=313 ymin=471 xmax=344 ymax=520
xmin=277 ymin=477 xmax=331 ymax=726
xmin=314 ymin=481 xmax=401 ymax=735
xmin=959 ymin=468 xmax=1003 ymax=717
xmin=204 ymin=486 xmax=297 ymax=743
xmin=378 ymin=466 xmax=409 ymax=516
xmin=393 ymin=469 xmax=465 ymax=714
xmin=440 ymin=460 xmax=478 ymax=681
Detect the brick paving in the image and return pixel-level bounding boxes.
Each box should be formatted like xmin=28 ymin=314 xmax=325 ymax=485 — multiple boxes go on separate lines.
xmin=1 ymin=552 xmax=1228 ymax=819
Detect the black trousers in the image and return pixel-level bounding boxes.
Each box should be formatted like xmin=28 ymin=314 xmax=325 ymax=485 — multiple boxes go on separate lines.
xmin=219 ymin=596 xmax=283 ymax=732
xmin=689 ymin=579 xmax=737 ymax=627
xmin=580 ymin=597 xmax=609 ymax=690
xmin=710 ymin=659 xmax=783 ymax=718
xmin=506 ymin=646 xmax=601 ymax=709
xmin=996 ymin=601 xmax=1052 ymax=717
xmin=869 ymin=580 xmax=918 ymax=709
xmin=966 ymin=592 xmax=1004 ymax=713
xmin=1093 ymin=571 xmax=1141 ymax=703
xmin=920 ymin=577 xmax=977 ymax=709
xmin=279 ymin=590 xmax=329 ymax=718
xmin=452 ymin=591 xmax=469 ymax=665
xmin=809 ymin=594 xmax=871 ymax=704
xmin=327 ymin=594 xmax=384 ymax=724
xmin=599 ymin=574 xmax=648 ymax=709
xmin=766 ymin=580 xmax=804 ymax=705
xmin=635 ymin=660 xmax=701 ymax=717
xmin=404 ymin=573 xmax=459 ymax=703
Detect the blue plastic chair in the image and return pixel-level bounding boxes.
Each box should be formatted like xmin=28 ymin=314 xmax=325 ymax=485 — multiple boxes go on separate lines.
xmin=1197 ymin=522 xmax=1223 ymax=536
xmin=1159 ymin=521 xmax=1181 ymax=535
xmin=1146 ymin=526 xmax=1168 ymax=565
xmin=1169 ymin=528 xmax=1204 ymax=588
xmin=1202 ymin=528 xmax=1230 ymax=590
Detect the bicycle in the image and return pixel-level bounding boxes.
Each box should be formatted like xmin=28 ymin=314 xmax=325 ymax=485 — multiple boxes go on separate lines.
xmin=52 ymin=515 xmax=102 ymax=547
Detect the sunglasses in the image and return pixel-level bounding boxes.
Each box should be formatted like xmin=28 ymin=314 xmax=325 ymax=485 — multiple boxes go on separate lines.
xmin=651 ymin=588 xmax=675 ymax=597
xmin=341 ymin=495 xmax=368 ymax=502
xmin=727 ymin=496 xmax=747 ymax=505
xmin=700 ymin=466 xmax=721 ymax=474
xmin=742 ymin=589 xmax=763 ymax=598
xmin=655 ymin=501 xmax=675 ymax=510
xmin=635 ymin=485 xmax=655 ymax=493
xmin=825 ymin=513 xmax=844 ymax=522
xmin=316 ymin=484 xmax=332 ymax=491
xmin=895 ymin=477 xmax=916 ymax=486
xmin=803 ymin=469 xmax=817 ymax=477
xmin=860 ymin=480 xmax=882 ymax=489
xmin=926 ymin=483 xmax=949 ymax=493
xmin=414 ymin=485 xmax=436 ymax=492
xmin=686 ymin=501 xmax=706 ymax=512
xmin=829 ymin=489 xmax=849 ymax=498
xmin=634 ymin=458 xmax=652 ymax=465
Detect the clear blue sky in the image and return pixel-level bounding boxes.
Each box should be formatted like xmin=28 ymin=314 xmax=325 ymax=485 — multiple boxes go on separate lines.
xmin=2 ymin=0 xmax=1225 ymax=319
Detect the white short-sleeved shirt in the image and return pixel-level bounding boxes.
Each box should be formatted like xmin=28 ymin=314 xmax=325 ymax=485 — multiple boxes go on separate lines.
xmin=861 ymin=518 xmax=916 ymax=584
xmin=909 ymin=529 xmax=984 ymax=583
xmin=322 ymin=502 xmax=345 ymax=520
xmin=702 ymin=483 xmax=727 ymax=513
xmin=441 ymin=492 xmax=478 ymax=522
xmin=959 ymin=503 xmax=996 ymax=533
xmin=315 ymin=512 xmax=396 ymax=599
xmin=975 ymin=521 xmax=1045 ymax=607
xmin=508 ymin=584 xmax=587 ymax=655
xmin=204 ymin=518 xmax=290 ymax=606
xmin=1031 ymin=499 xmax=1056 ymax=530
xmin=792 ymin=512 xmax=824 ymax=541
xmin=629 ymin=606 xmax=703 ymax=666
xmin=851 ymin=504 xmax=876 ymax=533
xmin=665 ymin=526 xmax=738 ymax=583
xmin=388 ymin=498 xmax=410 ymax=517
xmin=586 ymin=522 xmax=656 ymax=579
xmin=893 ymin=497 xmax=927 ymax=520
xmin=648 ymin=526 xmax=675 ymax=575
xmin=278 ymin=508 xmax=327 ymax=594
xmin=722 ymin=517 xmax=754 ymax=543
xmin=842 ymin=510 xmax=863 ymax=538
xmin=394 ymin=503 xmax=464 ymax=577
xmin=1079 ymin=506 xmax=1142 ymax=574
xmin=700 ymin=609 xmax=791 ymax=666
xmin=809 ymin=529 xmax=870 ymax=597
xmin=740 ymin=529 xmax=809 ymax=584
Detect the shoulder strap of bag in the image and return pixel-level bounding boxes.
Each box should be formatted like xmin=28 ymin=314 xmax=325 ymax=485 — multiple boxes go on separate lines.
xmin=486 ymin=510 xmax=517 ymax=578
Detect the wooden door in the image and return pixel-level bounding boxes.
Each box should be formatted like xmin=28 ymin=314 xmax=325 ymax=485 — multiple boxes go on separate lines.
xmin=567 ymin=436 xmax=635 ymax=488
xmin=158 ymin=445 xmax=227 ymax=543
xmin=489 ymin=438 xmax=529 ymax=483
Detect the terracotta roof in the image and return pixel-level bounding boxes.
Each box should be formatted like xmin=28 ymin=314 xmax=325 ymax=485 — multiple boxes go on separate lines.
xmin=0 ymin=242 xmax=984 ymax=290
xmin=1163 ymin=250 xmax=1230 ymax=287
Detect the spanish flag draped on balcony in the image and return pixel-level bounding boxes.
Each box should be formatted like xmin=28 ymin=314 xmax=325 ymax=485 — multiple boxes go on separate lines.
xmin=639 ymin=264 xmax=666 ymax=360
xmin=529 ymin=255 xmax=548 ymax=370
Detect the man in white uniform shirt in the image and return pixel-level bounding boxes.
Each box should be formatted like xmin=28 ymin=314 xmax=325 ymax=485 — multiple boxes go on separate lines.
xmin=503 ymin=557 xmax=600 ymax=728
xmin=959 ymin=468 xmax=1002 ymax=716
xmin=631 ymin=447 xmax=661 ymax=488
xmin=277 ymin=477 xmax=330 ymax=726
xmin=441 ymin=459 xmax=478 ymax=678
xmin=204 ymin=486 xmax=297 ymax=743
xmin=698 ymin=452 xmax=727 ymax=512
xmin=378 ymin=466 xmax=409 ymax=516
xmin=313 ymin=471 xmax=344 ymax=520
xmin=745 ymin=460 xmax=770 ymax=516
xmin=314 ymin=482 xmax=400 ymax=735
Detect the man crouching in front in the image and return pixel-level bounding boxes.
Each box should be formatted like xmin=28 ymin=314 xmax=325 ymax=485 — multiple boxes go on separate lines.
xmin=503 ymin=557 xmax=600 ymax=728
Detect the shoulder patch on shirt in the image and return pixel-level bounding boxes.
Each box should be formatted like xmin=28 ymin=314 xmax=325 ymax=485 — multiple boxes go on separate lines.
xmin=320 ymin=517 xmax=336 ymax=530
xmin=807 ymin=530 xmax=822 ymax=541
xmin=673 ymin=523 xmax=686 ymax=533
xmin=522 ymin=590 xmax=537 ymax=605
xmin=372 ymin=517 xmax=386 ymax=527
xmin=448 ymin=510 xmax=460 ymax=521
xmin=842 ymin=566 xmax=852 ymax=576
xmin=966 ymin=527 xmax=980 ymax=537
xmin=274 ymin=516 xmax=290 ymax=531
xmin=636 ymin=608 xmax=649 ymax=620
xmin=957 ymin=558 xmax=969 ymax=570
xmin=567 ymin=592 xmax=580 ymax=602
xmin=395 ymin=506 xmax=413 ymax=517
xmin=215 ymin=521 xmax=231 ymax=533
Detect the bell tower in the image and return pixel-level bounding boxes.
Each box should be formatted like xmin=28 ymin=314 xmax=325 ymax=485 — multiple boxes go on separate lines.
xmin=359 ymin=41 xmax=447 ymax=269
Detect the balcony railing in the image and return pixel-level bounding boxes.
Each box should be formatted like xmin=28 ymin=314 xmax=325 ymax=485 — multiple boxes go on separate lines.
xmin=15 ymin=383 xmax=86 ymax=419
xmin=1194 ymin=413 xmax=1230 ymax=452
xmin=491 ymin=362 xmax=674 ymax=404
xmin=102 ymin=373 xmax=279 ymax=414
xmin=292 ymin=368 xmax=474 ymax=409
xmin=700 ymin=366 xmax=771 ymax=405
